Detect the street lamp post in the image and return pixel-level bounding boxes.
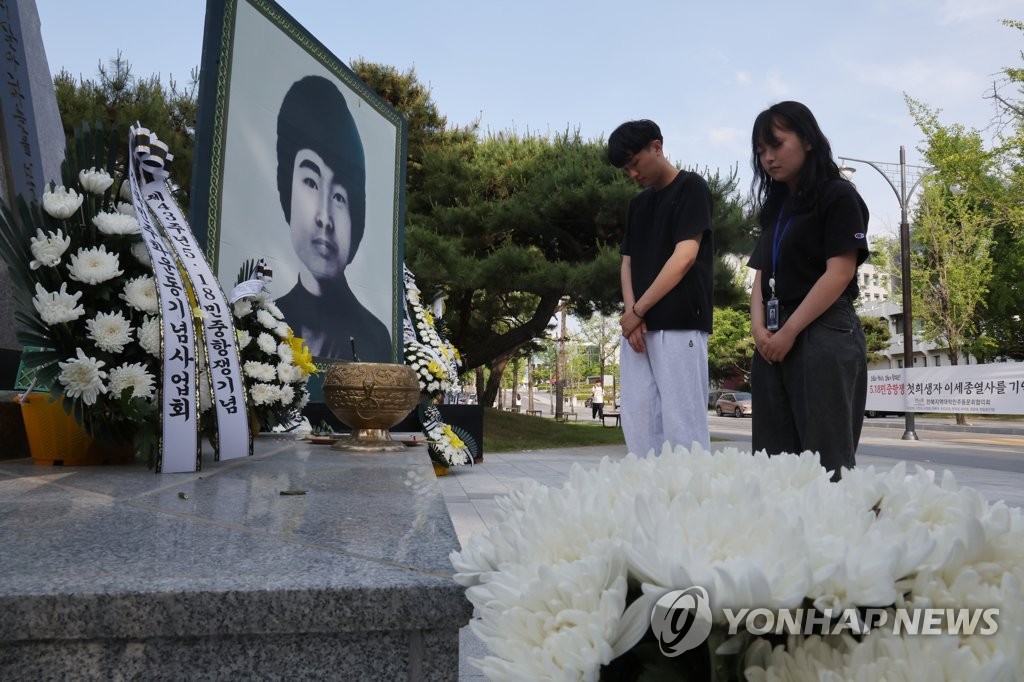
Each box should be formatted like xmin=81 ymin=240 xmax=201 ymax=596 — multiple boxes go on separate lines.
xmin=839 ymin=146 xmax=935 ymax=441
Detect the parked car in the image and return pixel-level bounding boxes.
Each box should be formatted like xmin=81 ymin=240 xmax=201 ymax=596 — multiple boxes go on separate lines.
xmin=716 ymin=391 xmax=752 ymax=418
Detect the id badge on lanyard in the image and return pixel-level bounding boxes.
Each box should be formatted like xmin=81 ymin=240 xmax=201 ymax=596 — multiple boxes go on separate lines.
xmin=768 ymin=207 xmax=793 ymax=332
xmin=766 ymin=295 xmax=780 ymax=331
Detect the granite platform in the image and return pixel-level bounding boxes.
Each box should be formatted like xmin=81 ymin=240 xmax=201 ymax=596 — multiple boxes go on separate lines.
xmin=0 ymin=435 xmax=472 ymax=680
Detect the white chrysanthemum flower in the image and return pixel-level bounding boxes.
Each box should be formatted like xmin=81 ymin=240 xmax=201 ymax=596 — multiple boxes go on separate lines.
xmin=277 ymin=341 xmax=294 ymax=364
xmin=119 ymin=179 xmax=132 ymax=201
xmin=233 ymin=299 xmax=253 ymax=318
xmin=257 ymin=332 xmax=278 ymax=355
xmin=277 ymin=384 xmax=295 ymax=406
xmin=115 ymin=201 xmax=134 ymax=216
xmin=78 ymin=167 xmax=114 ymax=195
xmin=138 ymin=315 xmax=161 ymax=357
xmin=32 ymin=282 xmax=84 ymax=324
xmin=470 ymin=550 xmax=648 ymax=681
xmin=57 ymin=348 xmax=107 ymax=405
xmin=42 ymin=185 xmax=83 ymax=219
xmin=274 ymin=322 xmax=290 ymax=338
xmin=276 ymin=361 xmax=301 ymax=384
xmin=67 ymin=245 xmax=122 ymax=285
xmin=121 ymin=275 xmax=159 ymax=314
xmin=256 ymin=309 xmax=278 ymax=330
xmin=236 ymin=329 xmax=252 ymax=349
xmin=264 ymin=300 xmax=285 ymax=320
xmin=107 ymin=362 xmax=156 ymax=401
xmin=131 ymin=241 xmax=152 ymax=266
xmin=243 ymin=361 xmax=277 ymax=382
xmin=29 ymin=228 xmax=71 ymax=269
xmin=85 ymin=311 xmax=133 ymax=353
xmin=249 ymin=382 xmax=279 ymax=405
xmin=92 ymin=211 xmax=141 ymax=235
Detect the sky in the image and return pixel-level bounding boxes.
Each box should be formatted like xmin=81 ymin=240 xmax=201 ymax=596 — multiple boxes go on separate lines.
xmin=36 ymin=0 xmax=1021 ymax=244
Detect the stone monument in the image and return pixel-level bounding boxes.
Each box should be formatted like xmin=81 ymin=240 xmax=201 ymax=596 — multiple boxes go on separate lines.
xmin=0 ymin=0 xmax=65 ymax=388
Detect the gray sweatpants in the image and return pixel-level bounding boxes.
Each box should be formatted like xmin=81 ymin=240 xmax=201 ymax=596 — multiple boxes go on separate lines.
xmin=751 ymin=298 xmax=867 ymax=479
xmin=620 ymin=329 xmax=711 ymax=457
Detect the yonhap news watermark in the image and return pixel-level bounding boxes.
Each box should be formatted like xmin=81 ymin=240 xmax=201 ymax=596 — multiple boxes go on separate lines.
xmin=651 ymin=587 xmax=999 ymax=657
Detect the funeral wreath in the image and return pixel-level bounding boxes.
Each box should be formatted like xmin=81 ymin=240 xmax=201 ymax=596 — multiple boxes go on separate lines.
xmin=225 ymin=259 xmax=316 ymax=432
xmin=0 ymin=127 xmax=162 ymax=454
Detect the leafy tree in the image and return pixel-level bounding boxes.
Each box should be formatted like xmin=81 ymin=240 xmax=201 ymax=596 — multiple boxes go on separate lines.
xmin=575 ymin=312 xmax=621 ymax=390
xmin=708 ymin=306 xmax=753 ymax=385
xmin=348 ymin=59 xmax=474 ymax=208
xmin=403 ymin=129 xmax=635 ymax=406
xmin=860 ymin=315 xmax=892 ymax=365
xmin=700 ymin=166 xmax=758 ymax=308
xmin=907 ymin=97 xmax=999 ymax=423
xmin=866 ymin=237 xmax=901 ymax=292
xmin=976 ymin=19 xmax=1024 ymax=360
xmin=54 ymin=53 xmax=198 ymax=207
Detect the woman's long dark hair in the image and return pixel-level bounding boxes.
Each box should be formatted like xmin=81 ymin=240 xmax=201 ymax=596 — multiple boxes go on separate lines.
xmin=750 ymin=101 xmax=844 ymax=218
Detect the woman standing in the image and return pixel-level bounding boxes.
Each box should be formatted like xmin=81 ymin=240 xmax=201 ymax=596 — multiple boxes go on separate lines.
xmin=746 ymin=101 xmax=870 ymax=480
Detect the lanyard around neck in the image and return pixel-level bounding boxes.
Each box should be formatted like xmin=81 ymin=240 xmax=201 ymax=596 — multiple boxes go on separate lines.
xmin=770 ymin=205 xmax=794 ymax=295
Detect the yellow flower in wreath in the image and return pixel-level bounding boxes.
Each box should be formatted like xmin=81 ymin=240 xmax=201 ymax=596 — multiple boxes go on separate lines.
xmin=287 ymin=332 xmax=317 ymax=377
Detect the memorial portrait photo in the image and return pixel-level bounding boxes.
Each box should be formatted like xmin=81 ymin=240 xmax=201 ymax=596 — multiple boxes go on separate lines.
xmin=192 ymin=0 xmax=407 ymax=363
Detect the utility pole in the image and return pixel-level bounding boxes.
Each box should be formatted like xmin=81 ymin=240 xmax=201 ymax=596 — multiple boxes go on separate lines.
xmin=839 ymin=147 xmax=940 ymax=441
xmin=527 ymin=355 xmax=534 ymax=414
xmin=554 ymin=299 xmax=567 ymax=420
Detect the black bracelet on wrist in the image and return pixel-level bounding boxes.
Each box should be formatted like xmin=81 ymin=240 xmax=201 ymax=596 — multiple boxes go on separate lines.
xmin=632 ymin=302 xmax=642 ymax=317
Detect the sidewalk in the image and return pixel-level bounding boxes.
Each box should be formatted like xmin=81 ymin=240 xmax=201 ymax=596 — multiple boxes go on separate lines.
xmin=444 ymin=440 xmax=1024 ymax=680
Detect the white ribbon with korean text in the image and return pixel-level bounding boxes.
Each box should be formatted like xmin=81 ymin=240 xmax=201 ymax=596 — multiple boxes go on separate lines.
xmin=131 ymin=126 xmax=250 ymax=463
xmin=128 ymin=127 xmax=200 ymax=472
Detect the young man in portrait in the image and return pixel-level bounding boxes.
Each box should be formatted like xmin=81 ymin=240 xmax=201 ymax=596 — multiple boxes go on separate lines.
xmin=274 ymin=75 xmax=392 ymax=361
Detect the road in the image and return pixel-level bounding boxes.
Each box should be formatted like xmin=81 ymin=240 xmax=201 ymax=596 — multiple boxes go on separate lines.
xmin=709 ymin=413 xmax=1024 ymax=507
xmin=520 ymin=390 xmax=1024 ymax=471
xmin=708 ymin=414 xmax=1024 ymax=471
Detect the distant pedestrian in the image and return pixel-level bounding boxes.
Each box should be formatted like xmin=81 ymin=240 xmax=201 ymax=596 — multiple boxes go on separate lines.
xmin=591 ymin=383 xmax=605 ymax=420
xmin=608 ymin=119 xmax=714 ymax=457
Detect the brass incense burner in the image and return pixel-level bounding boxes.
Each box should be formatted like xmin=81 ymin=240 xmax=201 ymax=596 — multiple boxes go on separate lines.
xmin=322 ymin=362 xmax=421 ymax=452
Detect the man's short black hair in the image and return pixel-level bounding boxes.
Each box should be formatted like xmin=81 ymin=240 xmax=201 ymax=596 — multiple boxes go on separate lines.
xmin=608 ymin=119 xmax=663 ymax=168
xmin=276 ymin=75 xmax=366 ymax=262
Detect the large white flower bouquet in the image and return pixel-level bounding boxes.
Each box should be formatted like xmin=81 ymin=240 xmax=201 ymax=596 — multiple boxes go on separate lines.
xmin=227 ymin=260 xmax=316 ymax=432
xmin=451 ymin=446 xmax=1024 ymax=680
xmin=0 ymin=127 xmax=161 ymax=451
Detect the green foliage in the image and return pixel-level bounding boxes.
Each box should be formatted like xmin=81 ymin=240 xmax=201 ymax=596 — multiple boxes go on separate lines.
xmin=575 ymin=312 xmax=621 ymax=384
xmin=708 ymin=306 xmax=753 ymax=384
xmin=483 ymin=407 xmax=625 ymax=452
xmin=349 ymin=59 xmax=469 ymax=204
xmin=867 ymin=236 xmax=901 ymax=295
xmin=407 ymin=129 xmax=635 ymax=386
xmin=976 ymin=20 xmax=1024 ymax=360
xmin=906 ymin=97 xmax=998 ymax=365
xmin=54 ymin=53 xmax=198 ymax=209
xmin=860 ymin=314 xmax=892 ymax=365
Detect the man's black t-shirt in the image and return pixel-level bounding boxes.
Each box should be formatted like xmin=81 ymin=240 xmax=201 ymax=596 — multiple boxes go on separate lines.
xmin=747 ymin=179 xmax=869 ymax=306
xmin=620 ymin=170 xmax=714 ymax=333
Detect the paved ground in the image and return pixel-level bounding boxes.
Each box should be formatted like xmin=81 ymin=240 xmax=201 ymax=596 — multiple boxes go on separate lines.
xmin=444 ymin=437 xmax=1024 ymax=680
